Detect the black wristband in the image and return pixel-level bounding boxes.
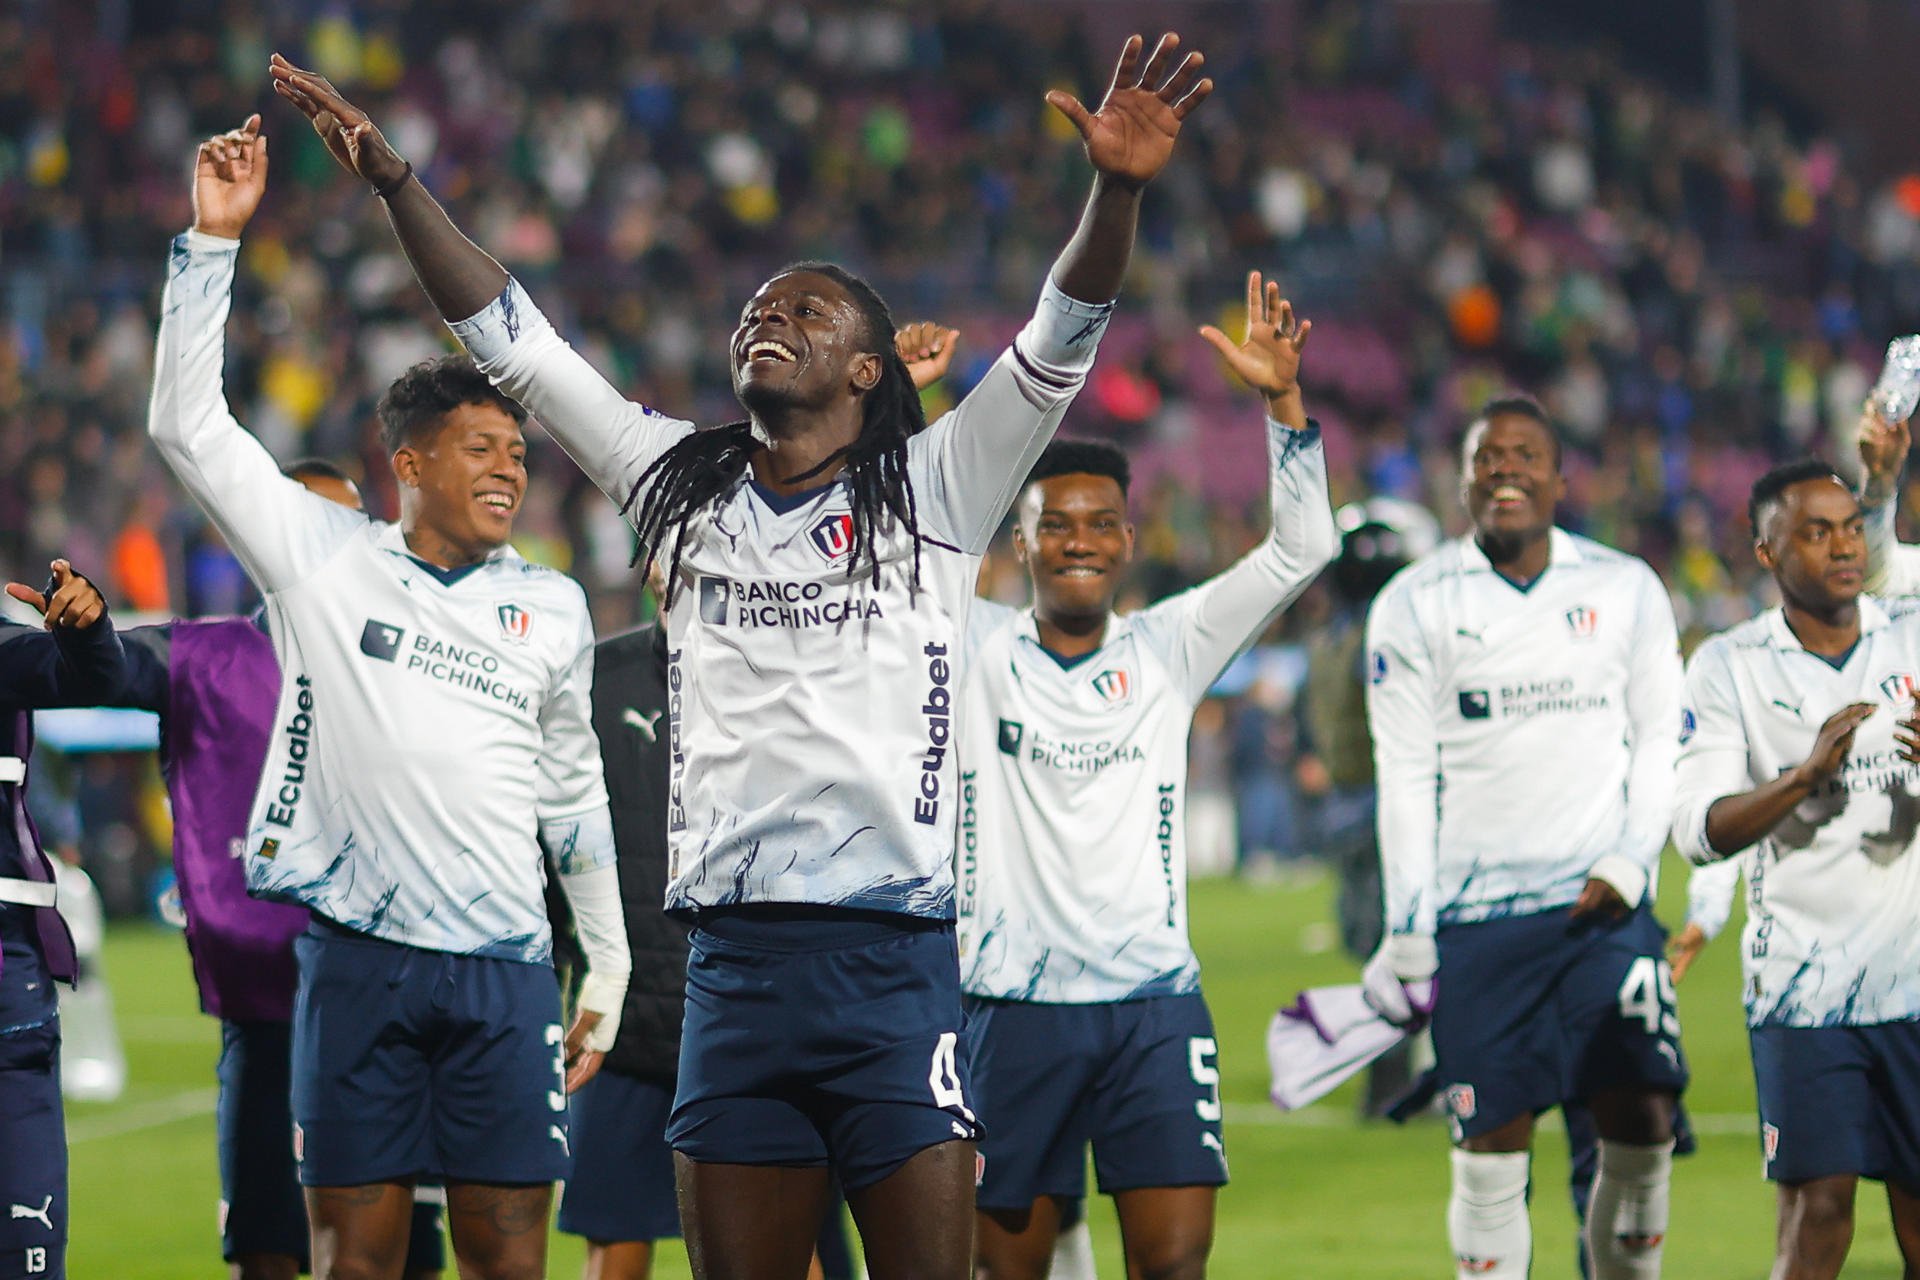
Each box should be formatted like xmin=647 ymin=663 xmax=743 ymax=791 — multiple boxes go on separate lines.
xmin=372 ymin=160 xmax=414 ymax=200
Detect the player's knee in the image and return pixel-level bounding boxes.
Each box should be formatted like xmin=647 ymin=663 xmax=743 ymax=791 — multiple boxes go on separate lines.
xmin=1789 ymin=1180 xmax=1857 ymax=1236
xmin=1124 ymin=1233 xmax=1210 ymax=1280
xmin=1589 ymin=1089 xmax=1675 ymax=1146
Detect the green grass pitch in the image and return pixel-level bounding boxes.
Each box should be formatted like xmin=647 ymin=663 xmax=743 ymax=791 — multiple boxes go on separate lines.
xmin=66 ymin=857 xmax=1912 ymax=1276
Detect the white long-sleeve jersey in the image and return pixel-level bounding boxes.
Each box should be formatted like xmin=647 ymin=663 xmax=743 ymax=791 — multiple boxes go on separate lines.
xmin=149 ymin=233 xmax=613 ymax=963
xmin=449 ymin=275 xmax=1110 ymax=918
xmin=1365 ymin=529 xmax=1682 ymax=939
xmin=957 ymin=420 xmax=1336 ymax=1003
xmin=1863 ymin=496 xmax=1920 ymax=595
xmin=1671 ymin=597 xmax=1920 ymax=1027
xmin=1683 ymin=853 xmax=1745 ymax=942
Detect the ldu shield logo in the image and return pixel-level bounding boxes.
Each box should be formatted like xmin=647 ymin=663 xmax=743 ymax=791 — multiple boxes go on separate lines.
xmin=810 ymin=512 xmax=855 ymax=563
xmin=496 ymin=603 xmax=533 ymax=644
xmin=1881 ymin=672 xmax=1918 ymax=703
xmin=1565 ymin=605 xmax=1599 ymax=639
xmin=1091 ymin=668 xmax=1132 ymax=704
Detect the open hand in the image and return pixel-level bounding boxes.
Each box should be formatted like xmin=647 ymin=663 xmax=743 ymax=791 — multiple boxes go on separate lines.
xmin=1666 ymin=923 xmax=1709 ymax=984
xmin=896 ymin=322 xmax=961 ymax=391
xmin=269 ymin=53 xmax=410 ymax=191
xmin=6 ymin=561 xmax=106 ymax=631
xmin=1198 ymin=271 xmax=1312 ymax=409
xmin=192 ymin=115 xmax=269 ymax=239
xmin=562 ymin=1009 xmax=606 ymax=1093
xmin=1048 ymin=33 xmax=1212 ymax=190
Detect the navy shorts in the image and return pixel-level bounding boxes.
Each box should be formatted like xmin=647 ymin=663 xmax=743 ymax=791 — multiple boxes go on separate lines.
xmin=557 ymin=1071 xmax=681 ymax=1244
xmin=1432 ymin=904 xmax=1688 ymax=1140
xmin=964 ymin=993 xmax=1228 ymax=1210
xmin=0 ymin=904 xmax=63 ymax=1280
xmin=1753 ymin=1021 xmax=1920 ymax=1187
xmin=219 ymin=1019 xmax=446 ymax=1268
xmin=291 ymin=919 xmax=570 ymax=1186
xmin=669 ymin=907 xmax=980 ymax=1191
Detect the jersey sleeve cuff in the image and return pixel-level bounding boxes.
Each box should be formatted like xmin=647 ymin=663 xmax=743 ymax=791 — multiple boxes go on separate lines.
xmin=180 ymin=228 xmax=241 ymax=253
xmin=1016 ymin=275 xmax=1116 ymax=373
xmin=448 ymin=276 xmax=546 ymax=367
xmin=1383 ymin=932 xmax=1437 ymax=980
xmin=1588 ymin=854 xmax=1649 ymax=909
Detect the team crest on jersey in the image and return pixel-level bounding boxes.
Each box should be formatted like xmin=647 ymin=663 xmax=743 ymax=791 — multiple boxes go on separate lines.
xmin=496 ymin=602 xmax=534 ymax=644
xmin=1445 ymin=1083 xmax=1477 ymax=1120
xmin=1091 ymin=668 xmax=1132 ymax=705
xmin=809 ymin=512 xmax=855 ymax=563
xmin=1880 ymin=672 xmax=1918 ymax=703
xmin=1565 ymin=605 xmax=1599 ymax=639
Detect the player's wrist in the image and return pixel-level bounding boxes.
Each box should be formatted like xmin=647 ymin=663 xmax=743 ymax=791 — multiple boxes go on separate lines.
xmin=187 ymin=222 xmax=243 ymax=244
xmin=1381 ymin=932 xmax=1437 ymax=980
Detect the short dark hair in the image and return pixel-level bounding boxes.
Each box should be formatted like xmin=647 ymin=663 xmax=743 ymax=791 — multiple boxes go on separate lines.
xmin=1025 ymin=440 xmax=1131 ymax=498
xmin=1467 ymin=394 xmax=1561 ymax=468
xmin=375 ymin=355 xmax=527 ymax=453
xmin=1749 ymin=459 xmax=1847 ymax=538
xmin=281 ymin=457 xmax=352 ymax=485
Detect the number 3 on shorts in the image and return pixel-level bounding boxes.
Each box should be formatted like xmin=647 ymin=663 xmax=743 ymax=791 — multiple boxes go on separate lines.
xmin=929 ymin=1031 xmax=968 ymax=1109
xmin=1617 ymin=956 xmax=1681 ymax=1038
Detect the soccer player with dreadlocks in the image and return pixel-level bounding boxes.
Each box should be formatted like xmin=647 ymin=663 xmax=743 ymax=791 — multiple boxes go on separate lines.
xmin=272 ymin=31 xmax=1211 ymax=1280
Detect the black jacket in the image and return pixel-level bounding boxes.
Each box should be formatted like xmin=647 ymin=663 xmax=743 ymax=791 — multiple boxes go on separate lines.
xmin=585 ymin=623 xmax=687 ymax=1083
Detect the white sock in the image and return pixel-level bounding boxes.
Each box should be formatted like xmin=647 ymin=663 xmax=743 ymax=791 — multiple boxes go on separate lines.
xmin=1584 ymin=1139 xmax=1672 ymax=1279
xmin=1049 ymin=1217 xmax=1098 ymax=1280
xmin=1449 ymin=1149 xmax=1532 ymax=1277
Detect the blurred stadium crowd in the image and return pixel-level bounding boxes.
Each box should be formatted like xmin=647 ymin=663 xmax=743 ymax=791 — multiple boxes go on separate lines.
xmin=12 ymin=0 xmax=1920 ymax=889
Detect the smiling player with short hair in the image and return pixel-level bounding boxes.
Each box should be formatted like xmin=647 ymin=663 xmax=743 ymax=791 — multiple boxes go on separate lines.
xmin=957 ymin=273 xmax=1335 ymax=1280
xmin=1363 ymin=397 xmax=1688 ymax=1279
xmin=148 ymin=116 xmax=626 ymax=1280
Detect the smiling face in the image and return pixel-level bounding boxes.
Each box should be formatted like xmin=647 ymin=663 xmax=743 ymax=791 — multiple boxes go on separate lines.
xmin=1462 ymin=410 xmax=1565 ymax=549
xmin=393 ymin=401 xmax=527 ymax=560
xmin=1015 ymin=472 xmax=1135 ymax=622
xmin=1757 ymin=476 xmax=1865 ymax=614
xmin=729 ymin=269 xmax=882 ymax=421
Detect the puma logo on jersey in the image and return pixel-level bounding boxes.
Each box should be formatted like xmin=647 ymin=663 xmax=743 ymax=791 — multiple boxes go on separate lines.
xmin=1771 ymin=698 xmax=1802 ymax=718
xmin=9 ymin=1196 xmax=52 ymax=1230
xmin=623 ymin=708 xmax=663 ymax=742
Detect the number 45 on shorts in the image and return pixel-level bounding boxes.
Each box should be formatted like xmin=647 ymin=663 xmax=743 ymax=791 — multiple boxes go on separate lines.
xmin=1617 ymin=956 xmax=1682 ymax=1039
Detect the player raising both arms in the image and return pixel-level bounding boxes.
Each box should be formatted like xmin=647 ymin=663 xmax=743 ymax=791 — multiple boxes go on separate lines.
xmin=1673 ymin=461 xmax=1920 ymax=1280
xmin=149 ymin=118 xmax=627 ymax=1280
xmin=1363 ymin=398 xmax=1688 ymax=1279
xmin=952 ymin=273 xmax=1333 ymax=1280
xmin=271 ymin=32 xmax=1209 ymax=1280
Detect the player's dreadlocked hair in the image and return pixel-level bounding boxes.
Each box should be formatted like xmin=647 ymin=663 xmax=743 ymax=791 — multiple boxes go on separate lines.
xmin=622 ymin=262 xmax=928 ymax=607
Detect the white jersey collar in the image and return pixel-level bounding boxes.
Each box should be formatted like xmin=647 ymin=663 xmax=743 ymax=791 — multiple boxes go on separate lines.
xmin=1014 ymin=605 xmax=1132 ymax=658
xmin=1456 ymin=526 xmax=1583 ymax=576
xmin=372 ymin=520 xmax=523 ymax=570
xmin=1762 ymin=594 xmax=1891 ymax=654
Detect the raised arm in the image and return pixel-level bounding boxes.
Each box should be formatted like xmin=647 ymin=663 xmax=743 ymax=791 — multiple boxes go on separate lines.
xmin=1858 ymin=404 xmax=1920 ymax=594
xmin=269 ymin=59 xmax=700 ymax=509
xmin=149 ymin=117 xmax=364 ymax=594
xmin=911 ymin=34 xmax=1212 ymax=551
xmin=0 ymin=562 xmax=126 ymax=709
xmin=1131 ymin=274 xmax=1336 ymax=702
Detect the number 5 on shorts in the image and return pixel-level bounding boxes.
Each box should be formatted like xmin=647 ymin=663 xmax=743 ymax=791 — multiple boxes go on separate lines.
xmin=1189 ymin=1036 xmax=1222 ymax=1122
xmin=1617 ymin=956 xmax=1681 ymax=1038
